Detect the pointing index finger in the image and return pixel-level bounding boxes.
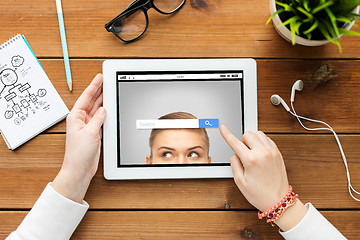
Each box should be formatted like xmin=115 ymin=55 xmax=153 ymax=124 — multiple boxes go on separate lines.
xmin=219 ymin=124 xmax=249 ymax=160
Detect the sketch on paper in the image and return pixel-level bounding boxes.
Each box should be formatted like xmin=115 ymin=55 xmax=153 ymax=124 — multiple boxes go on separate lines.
xmin=0 ymin=55 xmax=50 ymax=126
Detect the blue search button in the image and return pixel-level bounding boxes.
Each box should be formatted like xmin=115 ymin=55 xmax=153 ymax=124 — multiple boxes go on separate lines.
xmin=199 ymin=119 xmax=219 ymax=128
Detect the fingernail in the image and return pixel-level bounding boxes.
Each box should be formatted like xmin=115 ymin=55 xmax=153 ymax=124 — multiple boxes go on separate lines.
xmin=98 ymin=107 xmax=106 ymax=115
xmin=219 ymin=124 xmax=227 ymax=131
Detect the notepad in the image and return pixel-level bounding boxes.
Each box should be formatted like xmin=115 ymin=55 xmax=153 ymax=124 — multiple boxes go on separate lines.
xmin=0 ymin=34 xmax=69 ymax=150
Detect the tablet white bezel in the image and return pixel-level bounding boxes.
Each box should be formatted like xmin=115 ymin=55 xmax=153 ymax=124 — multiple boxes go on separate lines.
xmin=103 ymin=59 xmax=257 ymax=180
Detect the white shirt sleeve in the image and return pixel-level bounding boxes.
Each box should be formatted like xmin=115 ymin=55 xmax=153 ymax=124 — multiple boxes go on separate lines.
xmin=279 ymin=202 xmax=346 ymax=240
xmin=6 ymin=182 xmax=89 ymax=240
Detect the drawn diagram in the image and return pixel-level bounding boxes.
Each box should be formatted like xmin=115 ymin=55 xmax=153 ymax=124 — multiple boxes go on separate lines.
xmin=0 ymin=55 xmax=49 ymax=126
xmin=12 ymin=55 xmax=24 ymax=68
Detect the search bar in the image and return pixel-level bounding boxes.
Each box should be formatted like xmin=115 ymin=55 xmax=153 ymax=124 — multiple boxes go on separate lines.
xmin=136 ymin=119 xmax=219 ymax=129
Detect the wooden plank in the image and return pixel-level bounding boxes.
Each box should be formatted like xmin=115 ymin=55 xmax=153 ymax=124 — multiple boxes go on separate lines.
xmin=29 ymin=59 xmax=360 ymax=133
xmin=257 ymin=59 xmax=360 ymax=133
xmin=1 ymin=0 xmax=360 ymax=59
xmin=1 ymin=134 xmax=359 ymax=209
xmin=1 ymin=211 xmax=359 ymax=239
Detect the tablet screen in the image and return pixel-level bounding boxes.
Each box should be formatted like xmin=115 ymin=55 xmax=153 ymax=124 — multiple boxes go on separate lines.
xmin=116 ymin=71 xmax=244 ymax=167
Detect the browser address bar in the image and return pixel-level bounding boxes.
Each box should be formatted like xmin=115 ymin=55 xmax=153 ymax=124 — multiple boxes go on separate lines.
xmin=136 ymin=119 xmax=219 ymax=129
xmin=118 ymin=73 xmax=242 ymax=81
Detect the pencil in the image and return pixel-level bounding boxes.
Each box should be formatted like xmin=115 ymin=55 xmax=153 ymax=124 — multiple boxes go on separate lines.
xmin=55 ymin=0 xmax=72 ymax=92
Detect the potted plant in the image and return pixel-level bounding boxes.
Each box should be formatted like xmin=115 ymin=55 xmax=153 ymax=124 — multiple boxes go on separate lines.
xmin=267 ymin=0 xmax=360 ymax=51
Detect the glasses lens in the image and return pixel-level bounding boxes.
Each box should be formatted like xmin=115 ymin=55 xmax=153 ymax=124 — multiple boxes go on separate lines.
xmin=153 ymin=0 xmax=185 ymax=13
xmin=113 ymin=10 xmax=147 ymax=41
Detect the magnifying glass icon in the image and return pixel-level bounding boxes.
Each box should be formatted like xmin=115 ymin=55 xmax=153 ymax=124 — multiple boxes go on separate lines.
xmin=205 ymin=120 xmax=212 ymax=127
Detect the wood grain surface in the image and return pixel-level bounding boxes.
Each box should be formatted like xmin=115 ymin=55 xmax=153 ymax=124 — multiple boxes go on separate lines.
xmin=0 ymin=0 xmax=360 ymax=58
xmin=1 ymin=0 xmax=360 ymax=239
xmin=1 ymin=134 xmax=359 ymax=209
xmin=1 ymin=211 xmax=359 ymax=239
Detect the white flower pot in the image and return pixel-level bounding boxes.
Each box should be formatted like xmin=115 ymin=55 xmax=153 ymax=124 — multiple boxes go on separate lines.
xmin=269 ymin=0 xmax=360 ymax=46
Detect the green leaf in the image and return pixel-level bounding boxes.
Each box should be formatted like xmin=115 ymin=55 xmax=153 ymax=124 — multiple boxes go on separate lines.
xmin=325 ymin=8 xmax=340 ymax=37
xmin=303 ymin=20 xmax=319 ymax=34
xmin=311 ymin=1 xmax=334 ymax=14
xmin=339 ymin=28 xmax=360 ymax=36
xmin=290 ymin=20 xmax=297 ymax=45
xmin=336 ymin=17 xmax=353 ymax=24
xmin=331 ymin=0 xmax=360 ymax=14
xmin=297 ymin=6 xmax=313 ymax=20
xmin=266 ymin=8 xmax=285 ymax=25
xmin=277 ymin=16 xmax=301 ymax=28
xmin=318 ymin=20 xmax=337 ymax=43
xmin=303 ymin=0 xmax=311 ymax=12
xmin=322 ymin=18 xmax=339 ymax=39
xmin=292 ymin=20 xmax=302 ymax=35
xmin=347 ymin=12 xmax=360 ymax=19
xmin=318 ymin=21 xmax=342 ymax=52
xmin=275 ymin=1 xmax=294 ymax=11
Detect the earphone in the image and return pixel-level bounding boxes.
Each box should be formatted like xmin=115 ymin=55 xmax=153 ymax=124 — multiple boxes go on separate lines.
xmin=271 ymin=80 xmax=360 ymax=202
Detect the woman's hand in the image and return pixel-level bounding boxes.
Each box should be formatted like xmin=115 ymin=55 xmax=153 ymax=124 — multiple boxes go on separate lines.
xmin=220 ymin=125 xmax=307 ymax=231
xmin=220 ymin=125 xmax=289 ymax=212
xmin=52 ymin=73 xmax=106 ymax=203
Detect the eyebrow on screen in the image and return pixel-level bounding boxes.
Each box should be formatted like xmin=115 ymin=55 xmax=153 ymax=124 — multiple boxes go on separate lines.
xmin=188 ymin=146 xmax=204 ymax=151
xmin=157 ymin=146 xmax=205 ymax=151
xmin=158 ymin=146 xmax=176 ymax=151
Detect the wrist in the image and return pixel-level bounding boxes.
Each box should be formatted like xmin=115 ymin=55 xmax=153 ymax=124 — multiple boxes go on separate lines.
xmin=258 ymin=185 xmax=308 ymax=231
xmin=52 ymin=167 xmax=93 ymax=203
xmin=274 ymin=199 xmax=308 ymax=232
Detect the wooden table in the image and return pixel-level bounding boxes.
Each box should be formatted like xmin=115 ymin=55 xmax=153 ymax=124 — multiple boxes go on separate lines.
xmin=1 ymin=0 xmax=360 ymax=239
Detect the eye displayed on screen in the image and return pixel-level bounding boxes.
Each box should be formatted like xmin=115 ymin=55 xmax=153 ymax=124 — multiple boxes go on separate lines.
xmin=188 ymin=152 xmax=200 ymax=158
xmin=162 ymin=152 xmax=173 ymax=158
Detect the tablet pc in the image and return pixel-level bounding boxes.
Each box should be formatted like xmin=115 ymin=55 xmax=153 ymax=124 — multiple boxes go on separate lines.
xmin=103 ymin=59 xmax=257 ymax=180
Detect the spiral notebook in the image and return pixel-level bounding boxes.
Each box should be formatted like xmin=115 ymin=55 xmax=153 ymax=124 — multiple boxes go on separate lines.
xmin=0 ymin=34 xmax=69 ymax=150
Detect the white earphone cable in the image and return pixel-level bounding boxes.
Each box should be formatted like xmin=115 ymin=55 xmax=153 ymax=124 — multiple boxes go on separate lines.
xmin=289 ymin=102 xmax=360 ymax=202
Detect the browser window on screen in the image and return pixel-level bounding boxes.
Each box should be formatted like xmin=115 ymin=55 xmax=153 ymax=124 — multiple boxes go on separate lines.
xmin=116 ymin=71 xmax=244 ymax=167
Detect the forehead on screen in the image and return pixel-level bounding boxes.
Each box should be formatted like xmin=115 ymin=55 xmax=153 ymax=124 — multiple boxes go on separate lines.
xmin=149 ymin=112 xmax=210 ymax=155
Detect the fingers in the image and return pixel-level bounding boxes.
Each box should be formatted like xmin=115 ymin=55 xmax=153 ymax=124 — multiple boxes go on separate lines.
xmin=241 ymin=131 xmax=264 ymax=149
xmin=229 ymin=154 xmax=245 ymax=185
xmin=89 ymin=93 xmax=103 ymax=117
xmin=66 ymin=109 xmax=87 ymax=132
xmin=99 ymin=127 xmax=103 ymax=139
xmin=86 ymin=83 xmax=103 ymax=114
xmin=255 ymin=131 xmax=271 ymax=146
xmin=268 ymin=137 xmax=279 ymax=150
xmin=219 ymin=125 xmax=249 ymax=160
xmin=86 ymin=107 xmax=106 ymax=134
xmin=73 ymin=74 xmax=103 ymax=111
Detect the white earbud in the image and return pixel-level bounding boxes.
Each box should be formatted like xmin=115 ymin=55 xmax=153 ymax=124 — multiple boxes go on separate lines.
xmin=271 ymin=79 xmax=360 ymax=202
xmin=270 ymin=94 xmax=290 ymax=112
xmin=290 ymin=80 xmax=304 ymax=102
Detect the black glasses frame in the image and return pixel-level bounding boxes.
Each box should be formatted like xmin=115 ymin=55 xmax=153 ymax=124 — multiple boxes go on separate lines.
xmin=105 ymin=0 xmax=186 ymax=42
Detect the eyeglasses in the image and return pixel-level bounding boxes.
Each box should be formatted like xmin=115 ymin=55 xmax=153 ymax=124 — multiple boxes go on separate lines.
xmin=105 ymin=0 xmax=186 ymax=42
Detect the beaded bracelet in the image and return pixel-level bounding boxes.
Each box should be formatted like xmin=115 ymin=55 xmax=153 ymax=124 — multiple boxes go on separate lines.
xmin=258 ymin=185 xmax=299 ymax=226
